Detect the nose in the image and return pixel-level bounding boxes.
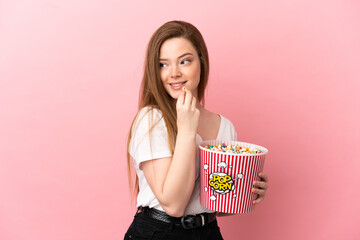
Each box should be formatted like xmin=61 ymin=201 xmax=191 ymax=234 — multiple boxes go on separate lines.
xmin=170 ymin=65 xmax=181 ymax=79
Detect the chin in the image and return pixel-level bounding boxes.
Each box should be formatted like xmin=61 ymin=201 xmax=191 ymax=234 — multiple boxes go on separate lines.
xmin=170 ymin=93 xmax=180 ymax=100
xmin=166 ymin=90 xmax=180 ymax=100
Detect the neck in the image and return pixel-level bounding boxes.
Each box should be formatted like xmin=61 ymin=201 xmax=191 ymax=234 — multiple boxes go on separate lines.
xmin=196 ymin=100 xmax=208 ymax=120
xmin=192 ymin=92 xmax=207 ymax=117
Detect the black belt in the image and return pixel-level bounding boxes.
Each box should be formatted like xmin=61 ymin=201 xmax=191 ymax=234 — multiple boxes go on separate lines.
xmin=138 ymin=207 xmax=216 ymax=229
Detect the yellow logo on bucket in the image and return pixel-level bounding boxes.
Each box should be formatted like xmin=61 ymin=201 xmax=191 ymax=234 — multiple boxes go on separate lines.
xmin=208 ymin=172 xmax=235 ymax=194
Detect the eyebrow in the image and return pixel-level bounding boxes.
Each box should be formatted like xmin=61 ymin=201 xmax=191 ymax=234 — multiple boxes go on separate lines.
xmin=159 ymin=53 xmax=193 ymax=61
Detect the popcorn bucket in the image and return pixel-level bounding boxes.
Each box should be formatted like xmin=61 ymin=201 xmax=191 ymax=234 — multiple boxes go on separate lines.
xmin=199 ymin=140 xmax=268 ymax=214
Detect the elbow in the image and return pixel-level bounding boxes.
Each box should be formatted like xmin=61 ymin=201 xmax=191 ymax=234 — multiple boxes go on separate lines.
xmin=162 ymin=205 xmax=185 ymax=218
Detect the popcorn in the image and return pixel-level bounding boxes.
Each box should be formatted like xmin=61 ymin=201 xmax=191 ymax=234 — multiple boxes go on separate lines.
xmin=204 ymin=143 xmax=263 ymax=154
xmin=199 ymin=140 xmax=268 ymax=214
xmin=182 ymin=87 xmax=187 ymax=91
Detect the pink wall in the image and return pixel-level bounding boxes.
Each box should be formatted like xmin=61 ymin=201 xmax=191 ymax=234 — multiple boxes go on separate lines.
xmin=1 ymin=0 xmax=359 ymax=239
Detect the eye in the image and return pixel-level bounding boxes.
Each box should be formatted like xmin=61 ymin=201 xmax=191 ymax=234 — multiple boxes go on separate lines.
xmin=159 ymin=63 xmax=167 ymax=68
xmin=181 ymin=59 xmax=191 ymax=65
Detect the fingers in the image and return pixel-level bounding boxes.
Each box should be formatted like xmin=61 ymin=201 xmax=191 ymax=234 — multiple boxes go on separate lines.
xmin=191 ymin=95 xmax=197 ymax=110
xmin=177 ymin=89 xmax=195 ymax=108
xmin=253 ymin=196 xmax=265 ymax=205
xmin=176 ymin=90 xmax=185 ymax=109
xmin=252 ymin=172 xmax=269 ymax=190
xmin=252 ymin=188 xmax=266 ymax=195
xmin=184 ymin=89 xmax=193 ymax=107
xmin=176 ymin=89 xmax=199 ymax=134
xmin=253 ymin=180 xmax=268 ymax=190
xmin=259 ymin=172 xmax=269 ymax=182
xmin=252 ymin=187 xmax=266 ymax=205
xmin=252 ymin=172 xmax=269 ymax=205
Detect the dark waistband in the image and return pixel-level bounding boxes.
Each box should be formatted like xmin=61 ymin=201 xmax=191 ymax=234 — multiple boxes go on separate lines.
xmin=138 ymin=206 xmax=217 ymax=229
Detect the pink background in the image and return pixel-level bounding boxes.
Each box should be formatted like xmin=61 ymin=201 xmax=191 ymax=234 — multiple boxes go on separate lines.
xmin=1 ymin=0 xmax=359 ymax=239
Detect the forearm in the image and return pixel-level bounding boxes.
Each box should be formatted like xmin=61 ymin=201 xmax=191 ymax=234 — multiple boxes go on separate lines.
xmin=161 ymin=132 xmax=196 ymax=216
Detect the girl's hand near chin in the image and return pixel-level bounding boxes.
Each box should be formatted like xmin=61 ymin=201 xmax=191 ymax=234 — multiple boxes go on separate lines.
xmin=176 ymin=89 xmax=200 ymax=135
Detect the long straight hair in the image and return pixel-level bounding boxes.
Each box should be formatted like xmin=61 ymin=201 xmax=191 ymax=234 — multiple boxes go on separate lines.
xmin=127 ymin=20 xmax=210 ymax=197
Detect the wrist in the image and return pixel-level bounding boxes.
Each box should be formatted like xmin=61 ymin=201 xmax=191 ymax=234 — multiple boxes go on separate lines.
xmin=177 ymin=131 xmax=197 ymax=139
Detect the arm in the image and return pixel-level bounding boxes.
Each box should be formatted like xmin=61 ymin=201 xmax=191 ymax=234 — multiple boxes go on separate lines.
xmin=141 ymin=90 xmax=199 ymax=217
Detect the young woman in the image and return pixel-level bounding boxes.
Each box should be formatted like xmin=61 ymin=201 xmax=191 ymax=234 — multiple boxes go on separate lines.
xmin=124 ymin=20 xmax=269 ymax=239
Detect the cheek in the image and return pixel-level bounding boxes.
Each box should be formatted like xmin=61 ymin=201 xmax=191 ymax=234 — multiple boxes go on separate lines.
xmin=190 ymin=64 xmax=201 ymax=81
xmin=160 ymin=70 xmax=167 ymax=84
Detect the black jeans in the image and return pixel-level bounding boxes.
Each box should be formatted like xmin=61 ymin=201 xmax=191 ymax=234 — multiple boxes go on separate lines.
xmin=124 ymin=212 xmax=224 ymax=240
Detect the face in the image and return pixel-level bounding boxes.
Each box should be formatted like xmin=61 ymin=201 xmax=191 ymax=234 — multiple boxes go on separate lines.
xmin=159 ymin=37 xmax=201 ymax=99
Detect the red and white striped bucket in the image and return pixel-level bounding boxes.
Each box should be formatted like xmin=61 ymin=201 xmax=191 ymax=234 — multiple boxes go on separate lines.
xmin=199 ymin=140 xmax=268 ymax=214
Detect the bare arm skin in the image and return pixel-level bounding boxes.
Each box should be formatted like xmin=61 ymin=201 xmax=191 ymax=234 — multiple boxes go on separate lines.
xmin=141 ymin=90 xmax=200 ymax=217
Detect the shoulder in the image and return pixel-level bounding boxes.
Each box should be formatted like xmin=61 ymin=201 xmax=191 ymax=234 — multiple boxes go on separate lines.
xmin=202 ymin=108 xmax=234 ymax=127
xmin=218 ymin=113 xmax=237 ymax=141
xmin=129 ymin=107 xmax=172 ymax=163
xmin=133 ymin=106 xmax=164 ymax=127
xmin=136 ymin=106 xmax=163 ymax=120
xmin=219 ymin=114 xmax=235 ymax=128
xmin=131 ymin=106 xmax=167 ymax=137
xmin=200 ymin=108 xmax=220 ymax=122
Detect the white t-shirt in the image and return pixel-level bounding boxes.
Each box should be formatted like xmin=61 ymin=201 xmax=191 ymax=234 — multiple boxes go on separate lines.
xmin=129 ymin=106 xmax=238 ymax=215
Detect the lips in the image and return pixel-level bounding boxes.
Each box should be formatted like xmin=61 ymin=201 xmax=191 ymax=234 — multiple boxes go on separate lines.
xmin=169 ymin=81 xmax=187 ymax=87
xmin=169 ymin=81 xmax=187 ymax=90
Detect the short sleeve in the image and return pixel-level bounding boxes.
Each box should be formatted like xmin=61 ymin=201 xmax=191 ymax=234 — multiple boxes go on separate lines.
xmin=129 ymin=107 xmax=172 ymax=169
xmin=230 ymin=121 xmax=237 ymax=141
xmin=219 ymin=115 xmax=238 ymax=141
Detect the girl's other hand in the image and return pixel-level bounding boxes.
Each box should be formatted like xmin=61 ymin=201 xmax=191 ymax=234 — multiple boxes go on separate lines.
xmin=252 ymin=172 xmax=269 ymax=204
xmin=176 ymin=90 xmax=200 ymax=134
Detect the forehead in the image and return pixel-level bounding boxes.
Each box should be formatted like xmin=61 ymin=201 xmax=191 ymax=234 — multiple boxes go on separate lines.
xmin=159 ymin=37 xmax=197 ymax=58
